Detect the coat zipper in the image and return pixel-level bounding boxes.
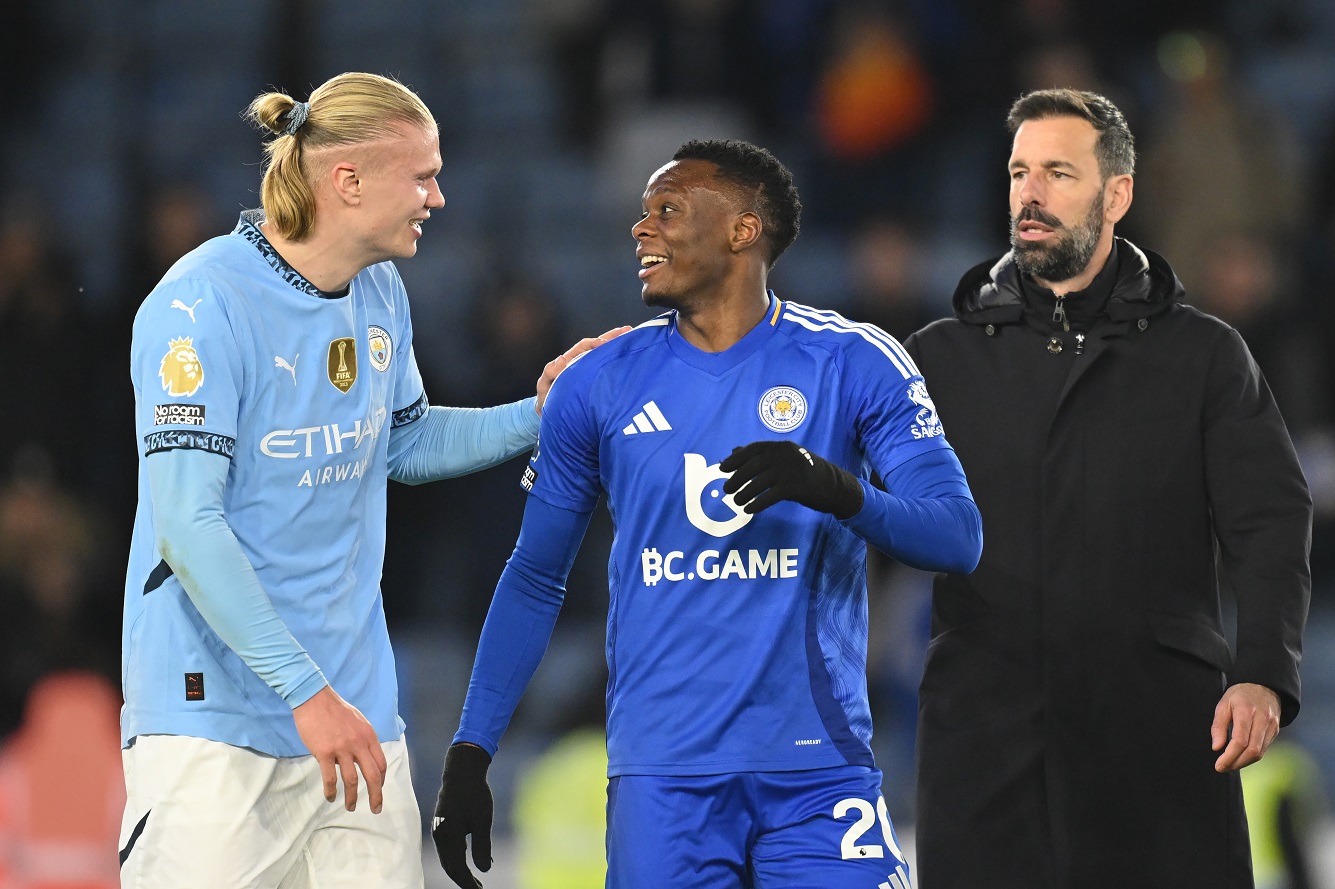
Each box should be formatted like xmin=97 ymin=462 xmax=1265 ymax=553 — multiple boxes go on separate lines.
xmin=1053 ymin=296 xmax=1069 ymax=331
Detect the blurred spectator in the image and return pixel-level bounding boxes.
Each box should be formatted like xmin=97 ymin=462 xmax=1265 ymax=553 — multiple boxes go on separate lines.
xmin=0 ymin=472 xmax=119 ymax=738
xmin=122 ymin=182 xmax=229 ymax=309
xmin=1014 ymin=39 xmax=1107 ymax=95
xmin=843 ymin=215 xmax=936 ymax=340
xmin=512 ymin=688 xmax=608 ymax=889
xmin=86 ymin=183 xmax=230 ymax=531
xmin=1192 ymin=232 xmax=1327 ymax=434
xmin=1191 ymin=229 xmax=1335 ymax=582
xmin=469 ymin=276 xmax=573 ymax=408
xmin=0 ymin=671 xmax=124 ymax=889
xmin=814 ymin=7 xmax=932 ymax=162
xmin=805 ymin=6 xmax=935 ymax=225
xmin=538 ymin=0 xmax=765 ymax=150
xmin=1241 ymin=738 xmax=1330 ymax=889
xmin=1136 ymin=31 xmax=1306 ymax=296
xmin=0 ymin=203 xmax=100 ymax=494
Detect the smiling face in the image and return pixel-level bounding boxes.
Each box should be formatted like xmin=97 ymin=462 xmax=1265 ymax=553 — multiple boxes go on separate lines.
xmin=1007 ymin=115 xmax=1127 ymax=287
xmin=353 ymin=123 xmax=445 ymax=263
xmin=631 ymin=159 xmax=746 ymax=310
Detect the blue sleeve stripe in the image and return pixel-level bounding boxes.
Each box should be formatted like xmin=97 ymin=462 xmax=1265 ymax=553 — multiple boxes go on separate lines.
xmin=144 ymin=430 xmax=236 ymax=458
xmin=392 ymin=391 xmax=428 ymax=427
xmin=780 ymin=304 xmax=921 ymax=379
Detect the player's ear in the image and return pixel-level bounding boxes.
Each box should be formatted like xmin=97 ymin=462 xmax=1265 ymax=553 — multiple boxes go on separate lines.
xmin=329 ymin=160 xmax=362 ymax=206
xmin=731 ymin=211 xmax=762 ymax=254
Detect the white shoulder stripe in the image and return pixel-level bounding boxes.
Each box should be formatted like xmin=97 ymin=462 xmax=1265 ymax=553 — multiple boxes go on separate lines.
xmin=782 ymin=312 xmax=913 ymax=378
xmin=636 ymin=317 xmax=671 ymax=328
xmin=782 ymin=303 xmax=921 ymax=376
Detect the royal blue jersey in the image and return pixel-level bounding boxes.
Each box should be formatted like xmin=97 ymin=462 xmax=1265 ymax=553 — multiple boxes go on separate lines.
xmin=123 ymin=211 xmax=428 ymax=756
xmin=505 ymin=294 xmax=954 ymax=775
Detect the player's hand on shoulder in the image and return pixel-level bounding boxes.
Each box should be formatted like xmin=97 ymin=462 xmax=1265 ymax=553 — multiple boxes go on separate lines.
xmin=535 ymin=326 xmax=632 ymax=413
xmin=292 ymin=685 xmax=387 ymax=814
xmin=721 ymin=440 xmax=864 ymax=519
xmin=432 ymin=743 xmax=495 ymax=889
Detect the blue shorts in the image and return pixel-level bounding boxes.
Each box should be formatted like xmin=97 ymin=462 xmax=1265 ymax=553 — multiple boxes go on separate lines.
xmin=606 ymin=765 xmax=911 ymax=889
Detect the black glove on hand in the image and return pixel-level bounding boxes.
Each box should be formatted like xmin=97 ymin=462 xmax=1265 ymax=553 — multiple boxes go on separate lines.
xmin=720 ymin=441 xmax=864 ymax=519
xmin=432 ymin=743 xmax=494 ymax=889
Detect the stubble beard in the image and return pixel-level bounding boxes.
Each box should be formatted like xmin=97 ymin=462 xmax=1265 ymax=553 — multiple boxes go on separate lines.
xmin=1010 ymin=191 xmax=1105 ymax=284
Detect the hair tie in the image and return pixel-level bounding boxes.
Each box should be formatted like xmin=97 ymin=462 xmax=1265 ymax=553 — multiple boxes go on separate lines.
xmin=280 ymin=101 xmax=310 ymax=137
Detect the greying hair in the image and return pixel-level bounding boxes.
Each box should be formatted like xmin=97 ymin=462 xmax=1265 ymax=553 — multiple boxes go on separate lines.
xmin=1006 ymin=88 xmax=1135 ymax=179
xmin=244 ymin=73 xmax=437 ymax=241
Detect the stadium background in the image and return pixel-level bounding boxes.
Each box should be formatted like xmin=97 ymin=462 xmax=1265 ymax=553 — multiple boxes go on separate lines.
xmin=2 ymin=0 xmax=1334 ymax=884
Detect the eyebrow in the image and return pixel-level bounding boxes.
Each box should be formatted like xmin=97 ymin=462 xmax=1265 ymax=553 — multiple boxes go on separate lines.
xmin=645 ymin=184 xmax=685 ymax=198
xmin=1010 ymin=158 xmax=1079 ymax=172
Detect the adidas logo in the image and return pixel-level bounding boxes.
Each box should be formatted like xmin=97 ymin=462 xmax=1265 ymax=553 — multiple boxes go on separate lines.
xmin=622 ymin=401 xmax=672 ymax=435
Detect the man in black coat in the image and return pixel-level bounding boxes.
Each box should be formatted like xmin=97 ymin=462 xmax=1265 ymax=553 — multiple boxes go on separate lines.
xmin=903 ymin=88 xmax=1312 ymax=888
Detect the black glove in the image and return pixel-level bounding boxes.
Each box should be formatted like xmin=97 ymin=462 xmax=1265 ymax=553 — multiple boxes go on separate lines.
xmin=720 ymin=441 xmax=864 ymax=520
xmin=432 ymin=743 xmax=494 ymax=889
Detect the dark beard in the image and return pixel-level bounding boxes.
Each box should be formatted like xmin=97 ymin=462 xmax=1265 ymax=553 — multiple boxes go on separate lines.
xmin=1010 ymin=192 xmax=1104 ymax=283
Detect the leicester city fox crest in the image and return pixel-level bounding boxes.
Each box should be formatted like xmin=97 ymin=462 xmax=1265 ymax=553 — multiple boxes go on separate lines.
xmin=159 ymin=336 xmax=205 ymax=397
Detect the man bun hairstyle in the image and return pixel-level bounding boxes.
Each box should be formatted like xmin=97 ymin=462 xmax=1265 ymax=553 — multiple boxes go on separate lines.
xmin=672 ymin=139 xmax=802 ymax=266
xmin=244 ymin=72 xmax=437 ymax=241
xmin=1006 ymin=88 xmax=1136 ymax=180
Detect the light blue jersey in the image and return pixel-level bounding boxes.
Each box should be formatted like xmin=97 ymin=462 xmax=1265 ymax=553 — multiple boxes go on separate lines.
xmin=124 ymin=211 xmax=429 ymax=756
xmin=462 ymin=295 xmax=960 ymax=776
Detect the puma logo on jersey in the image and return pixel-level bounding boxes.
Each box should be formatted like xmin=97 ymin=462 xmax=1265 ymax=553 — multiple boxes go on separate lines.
xmin=275 ymin=354 xmax=299 ymax=385
xmin=622 ymin=401 xmax=672 ymax=435
xmin=170 ymin=298 xmax=203 ymax=322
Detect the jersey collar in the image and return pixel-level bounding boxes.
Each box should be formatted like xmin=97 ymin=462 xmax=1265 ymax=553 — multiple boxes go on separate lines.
xmin=666 ymin=291 xmax=784 ymax=376
xmin=235 ymin=210 xmax=351 ymax=300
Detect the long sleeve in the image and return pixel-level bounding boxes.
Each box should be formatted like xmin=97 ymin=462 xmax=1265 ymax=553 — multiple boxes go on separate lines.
xmin=843 ymin=448 xmax=983 ymax=574
xmin=148 ymin=448 xmax=328 ymax=706
xmin=387 ymin=399 xmax=540 ymax=484
xmin=1202 ymin=328 xmax=1312 ymax=724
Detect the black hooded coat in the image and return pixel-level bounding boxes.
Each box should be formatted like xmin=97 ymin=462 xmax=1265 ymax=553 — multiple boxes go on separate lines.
xmin=902 ymin=239 xmax=1311 ymax=888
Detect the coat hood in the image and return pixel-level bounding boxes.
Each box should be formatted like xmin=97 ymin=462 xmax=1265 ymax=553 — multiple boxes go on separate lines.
xmin=950 ymin=238 xmax=1185 ymax=326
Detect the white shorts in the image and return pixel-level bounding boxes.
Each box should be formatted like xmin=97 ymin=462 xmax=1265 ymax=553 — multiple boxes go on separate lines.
xmin=119 ymin=734 xmax=425 ymax=889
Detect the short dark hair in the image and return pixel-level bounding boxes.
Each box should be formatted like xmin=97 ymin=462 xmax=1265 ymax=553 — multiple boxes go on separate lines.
xmin=672 ymin=139 xmax=802 ymax=265
xmin=1006 ymin=88 xmax=1136 ymax=179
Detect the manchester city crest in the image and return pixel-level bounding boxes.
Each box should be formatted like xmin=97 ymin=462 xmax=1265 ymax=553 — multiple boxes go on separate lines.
xmin=758 ymin=386 xmax=808 ymax=433
xmin=368 ymin=325 xmax=392 ymax=372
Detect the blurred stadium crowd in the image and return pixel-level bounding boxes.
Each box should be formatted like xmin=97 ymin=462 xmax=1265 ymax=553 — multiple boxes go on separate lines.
xmin=2 ymin=0 xmax=1335 ymax=883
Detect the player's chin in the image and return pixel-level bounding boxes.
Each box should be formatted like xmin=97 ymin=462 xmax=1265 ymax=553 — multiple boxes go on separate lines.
xmin=392 ymin=240 xmax=419 ymax=260
xmin=642 ymin=284 xmax=682 ymax=311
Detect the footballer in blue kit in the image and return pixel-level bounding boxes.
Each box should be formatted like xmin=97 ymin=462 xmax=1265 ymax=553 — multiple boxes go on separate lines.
xmin=433 ymin=140 xmax=982 ymax=889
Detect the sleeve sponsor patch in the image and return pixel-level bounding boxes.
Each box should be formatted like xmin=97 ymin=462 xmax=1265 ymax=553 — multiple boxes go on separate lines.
xmin=520 ymin=464 xmax=538 ymax=492
xmin=154 ymin=403 xmax=207 ymax=426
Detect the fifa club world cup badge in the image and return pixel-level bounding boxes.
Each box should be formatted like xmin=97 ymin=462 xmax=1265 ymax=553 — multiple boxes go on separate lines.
xmin=758 ymin=386 xmax=808 ymax=433
xmin=327 ymin=338 xmax=357 ymax=393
